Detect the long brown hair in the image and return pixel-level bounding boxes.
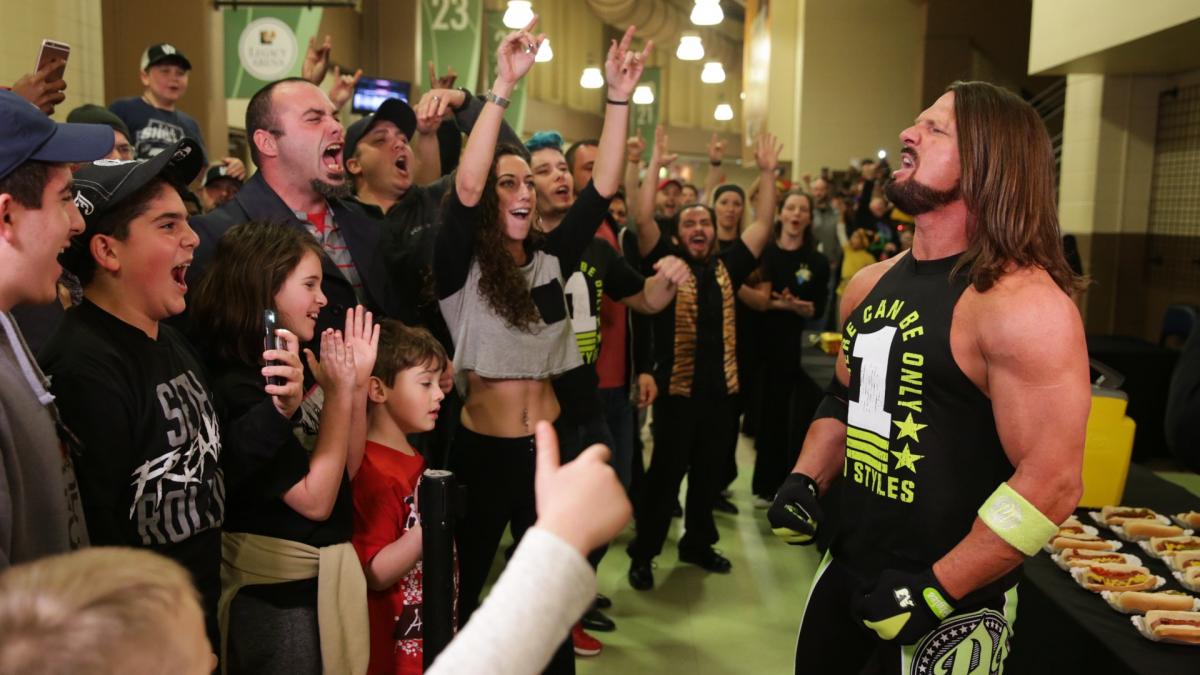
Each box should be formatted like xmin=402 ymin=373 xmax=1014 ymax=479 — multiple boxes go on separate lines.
xmin=948 ymin=81 xmax=1083 ymax=294
xmin=470 ymin=144 xmax=544 ymax=331
xmin=189 ymin=222 xmax=325 ymax=365
xmin=773 ymin=189 xmax=815 ymax=249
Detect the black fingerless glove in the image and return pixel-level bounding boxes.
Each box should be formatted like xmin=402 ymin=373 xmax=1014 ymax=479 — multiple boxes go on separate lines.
xmin=767 ymin=473 xmax=822 ymax=545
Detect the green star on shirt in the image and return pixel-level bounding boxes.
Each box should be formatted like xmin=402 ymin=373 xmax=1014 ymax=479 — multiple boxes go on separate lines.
xmin=892 ymin=444 xmax=925 ymax=473
xmin=893 ymin=412 xmax=927 ymax=442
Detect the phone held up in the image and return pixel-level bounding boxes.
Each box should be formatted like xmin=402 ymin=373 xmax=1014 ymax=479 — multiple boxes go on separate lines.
xmin=36 ymin=39 xmax=71 ymax=82
xmin=263 ymin=310 xmax=284 ymax=387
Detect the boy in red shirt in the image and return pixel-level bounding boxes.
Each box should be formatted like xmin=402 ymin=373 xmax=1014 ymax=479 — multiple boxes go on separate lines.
xmin=352 ymin=320 xmax=447 ymax=674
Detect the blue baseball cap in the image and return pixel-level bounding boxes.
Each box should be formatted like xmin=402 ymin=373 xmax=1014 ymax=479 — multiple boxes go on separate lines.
xmin=0 ymin=91 xmax=115 ymax=181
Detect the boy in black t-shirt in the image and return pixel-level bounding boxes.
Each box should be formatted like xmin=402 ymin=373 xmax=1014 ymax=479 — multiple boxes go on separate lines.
xmin=39 ymin=140 xmax=304 ymax=652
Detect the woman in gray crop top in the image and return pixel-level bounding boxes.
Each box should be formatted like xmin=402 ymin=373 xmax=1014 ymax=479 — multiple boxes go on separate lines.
xmin=432 ymin=20 xmax=652 ymax=670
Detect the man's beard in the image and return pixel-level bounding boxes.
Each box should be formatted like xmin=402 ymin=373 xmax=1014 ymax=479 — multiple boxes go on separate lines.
xmin=884 ymin=175 xmax=960 ymax=216
xmin=311 ymin=178 xmax=351 ymax=200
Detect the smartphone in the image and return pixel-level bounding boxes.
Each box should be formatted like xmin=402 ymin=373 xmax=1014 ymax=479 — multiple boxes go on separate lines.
xmin=36 ymin=39 xmax=71 ymax=82
xmin=263 ymin=310 xmax=284 ymax=387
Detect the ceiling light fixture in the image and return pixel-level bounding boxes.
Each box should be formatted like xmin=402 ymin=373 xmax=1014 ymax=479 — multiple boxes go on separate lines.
xmin=503 ymin=1 xmax=534 ymax=29
xmin=535 ymin=37 xmax=553 ymax=62
xmin=714 ymin=102 xmax=733 ymax=121
xmin=690 ymin=0 xmax=723 ymax=26
xmin=633 ymin=85 xmax=655 ymax=104
xmin=676 ymin=33 xmax=704 ymax=61
xmin=700 ymin=61 xmax=726 ymax=84
xmin=580 ymin=66 xmax=604 ymax=89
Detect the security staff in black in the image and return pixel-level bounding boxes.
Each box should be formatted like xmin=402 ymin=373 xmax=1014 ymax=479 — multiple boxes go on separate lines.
xmin=768 ymin=82 xmax=1089 ymax=675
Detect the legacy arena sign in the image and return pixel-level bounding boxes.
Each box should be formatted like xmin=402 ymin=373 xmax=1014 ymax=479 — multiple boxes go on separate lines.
xmin=238 ymin=17 xmax=298 ymax=81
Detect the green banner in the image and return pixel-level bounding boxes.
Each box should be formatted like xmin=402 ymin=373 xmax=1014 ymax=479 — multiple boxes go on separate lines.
xmin=483 ymin=10 xmax=527 ymax=136
xmin=224 ymin=6 xmax=323 ymax=99
xmin=633 ymin=67 xmax=661 ymax=162
xmin=420 ymin=0 xmax=482 ymax=93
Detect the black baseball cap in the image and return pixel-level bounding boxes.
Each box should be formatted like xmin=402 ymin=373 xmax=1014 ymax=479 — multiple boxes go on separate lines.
xmin=67 ymin=104 xmax=132 ymax=141
xmin=0 ymin=91 xmax=115 ymax=181
xmin=204 ymin=164 xmax=242 ymax=187
xmin=62 ymin=139 xmax=203 ymax=276
xmin=141 ymin=43 xmax=192 ymax=71
xmin=343 ymin=98 xmax=418 ymax=169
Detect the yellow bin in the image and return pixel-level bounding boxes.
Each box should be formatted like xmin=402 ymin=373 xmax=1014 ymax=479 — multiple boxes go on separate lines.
xmin=1078 ymin=388 xmax=1137 ymax=508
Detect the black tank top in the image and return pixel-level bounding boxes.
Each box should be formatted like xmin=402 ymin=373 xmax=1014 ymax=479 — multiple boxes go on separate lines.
xmin=833 ymin=253 xmax=1017 ymax=595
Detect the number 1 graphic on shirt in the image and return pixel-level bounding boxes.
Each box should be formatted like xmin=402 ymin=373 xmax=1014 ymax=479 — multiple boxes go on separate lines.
xmin=849 ymin=326 xmax=897 ymax=438
xmin=564 ymin=273 xmax=597 ymax=333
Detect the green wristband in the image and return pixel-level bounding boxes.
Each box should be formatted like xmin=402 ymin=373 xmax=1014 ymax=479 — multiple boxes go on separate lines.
xmin=978 ymin=482 xmax=1058 ymax=556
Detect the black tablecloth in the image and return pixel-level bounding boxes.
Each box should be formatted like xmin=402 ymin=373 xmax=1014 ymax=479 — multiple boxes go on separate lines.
xmin=1009 ymin=464 xmax=1199 ymax=674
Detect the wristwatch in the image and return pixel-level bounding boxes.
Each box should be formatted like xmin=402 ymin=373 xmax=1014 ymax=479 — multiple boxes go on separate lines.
xmin=484 ymin=90 xmax=511 ymax=109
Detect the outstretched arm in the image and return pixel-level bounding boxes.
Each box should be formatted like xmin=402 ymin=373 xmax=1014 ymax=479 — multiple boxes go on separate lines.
xmin=703 ymin=132 xmax=726 ymax=203
xmin=635 ymin=126 xmax=677 ymax=257
xmin=591 ymin=27 xmax=652 ymax=198
xmin=740 ymin=132 xmax=783 ymax=258
xmin=454 ymin=17 xmax=543 ymax=207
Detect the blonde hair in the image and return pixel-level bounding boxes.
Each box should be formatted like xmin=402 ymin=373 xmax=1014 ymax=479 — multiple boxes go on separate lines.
xmin=0 ymin=547 xmax=205 ymax=675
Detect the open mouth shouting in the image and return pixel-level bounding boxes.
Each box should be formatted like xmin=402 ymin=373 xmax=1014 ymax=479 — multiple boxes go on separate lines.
xmin=509 ymin=207 xmax=532 ymax=222
xmin=322 ymin=143 xmax=344 ymax=175
xmin=395 ymin=155 xmax=409 ymax=175
xmin=171 ymin=260 xmax=191 ymax=293
xmin=895 ymin=148 xmax=917 ymax=179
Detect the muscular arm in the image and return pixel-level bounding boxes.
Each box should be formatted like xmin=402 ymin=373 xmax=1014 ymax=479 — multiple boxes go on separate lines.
xmin=931 ymin=279 xmax=1089 ymax=600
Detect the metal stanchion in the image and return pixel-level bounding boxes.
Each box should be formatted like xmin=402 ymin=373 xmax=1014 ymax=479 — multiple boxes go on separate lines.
xmin=420 ymin=469 xmax=457 ymax=668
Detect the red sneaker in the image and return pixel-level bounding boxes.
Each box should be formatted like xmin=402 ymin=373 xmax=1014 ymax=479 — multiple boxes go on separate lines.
xmin=572 ymin=623 xmax=603 ymax=657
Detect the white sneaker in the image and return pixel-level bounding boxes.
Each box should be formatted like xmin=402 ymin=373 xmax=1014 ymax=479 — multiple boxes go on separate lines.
xmin=753 ymin=496 xmax=772 ymax=509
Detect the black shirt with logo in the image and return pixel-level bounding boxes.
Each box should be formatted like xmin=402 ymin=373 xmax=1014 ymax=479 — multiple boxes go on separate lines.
xmin=834 ymin=253 xmax=1016 ymax=598
xmin=40 ymin=300 xmax=224 ymax=616
xmin=109 ymin=97 xmax=207 ymax=164
xmin=759 ymin=242 xmax=830 ymax=369
xmin=553 ymin=235 xmax=645 ymax=424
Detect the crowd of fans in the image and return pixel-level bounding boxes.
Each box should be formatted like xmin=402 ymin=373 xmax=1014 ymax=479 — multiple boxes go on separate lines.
xmin=2 ymin=17 xmax=928 ymax=675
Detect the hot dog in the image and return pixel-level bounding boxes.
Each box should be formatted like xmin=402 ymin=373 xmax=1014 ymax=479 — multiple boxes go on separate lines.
xmin=1172 ymin=551 xmax=1200 ymax=573
xmin=1123 ymin=521 xmax=1185 ymax=540
xmin=1150 ymin=535 xmax=1200 ymax=556
xmin=1101 ymin=506 xmax=1159 ymax=526
xmin=1079 ymin=563 xmax=1156 ymax=592
xmin=1144 ymin=610 xmax=1200 ymax=645
xmin=1051 ymin=533 xmax=1119 ymax=552
xmin=1177 ymin=511 xmax=1200 ymax=529
xmin=1114 ymin=590 xmax=1197 ymax=613
xmin=1059 ymin=548 xmax=1131 ymax=567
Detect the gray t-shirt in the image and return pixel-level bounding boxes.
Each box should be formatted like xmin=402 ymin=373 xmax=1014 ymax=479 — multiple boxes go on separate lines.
xmin=435 ymin=181 xmax=613 ymax=393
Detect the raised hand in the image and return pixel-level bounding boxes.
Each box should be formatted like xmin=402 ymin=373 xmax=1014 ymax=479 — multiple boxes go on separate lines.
xmin=605 ymin=25 xmax=653 ymax=101
xmin=342 ymin=305 xmax=380 ymax=390
xmin=328 ymin=66 xmax=363 ymax=110
xmin=414 ymin=88 xmax=464 ymax=132
xmin=428 ymin=61 xmax=458 ymax=90
xmin=263 ymin=328 xmax=304 ymax=419
xmin=652 ymin=126 xmax=678 ymax=168
xmin=495 ymin=16 xmax=545 ymax=89
xmin=304 ymin=329 xmax=356 ymax=396
xmin=302 ymin=35 xmax=333 ymax=85
xmin=11 ymin=61 xmax=67 ymax=115
xmin=707 ymin=132 xmax=726 ymax=165
xmin=626 ymin=135 xmax=646 ymax=164
xmin=755 ymin=131 xmax=783 ymax=174
xmin=221 ymin=157 xmax=247 ymax=181
xmin=532 ymin=421 xmax=631 ymax=556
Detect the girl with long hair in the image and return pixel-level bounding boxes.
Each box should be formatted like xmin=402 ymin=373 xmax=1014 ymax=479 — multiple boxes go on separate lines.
xmin=190 ymin=222 xmax=379 ymax=675
xmin=739 ymin=190 xmax=830 ymax=506
xmin=432 ymin=17 xmax=648 ymax=670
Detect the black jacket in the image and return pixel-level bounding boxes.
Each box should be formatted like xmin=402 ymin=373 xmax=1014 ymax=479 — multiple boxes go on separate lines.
xmin=187 ymin=173 xmax=399 ymax=338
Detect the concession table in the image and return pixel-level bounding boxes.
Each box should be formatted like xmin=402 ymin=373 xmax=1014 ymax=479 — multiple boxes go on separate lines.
xmin=1009 ymin=464 xmax=1199 ymax=674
